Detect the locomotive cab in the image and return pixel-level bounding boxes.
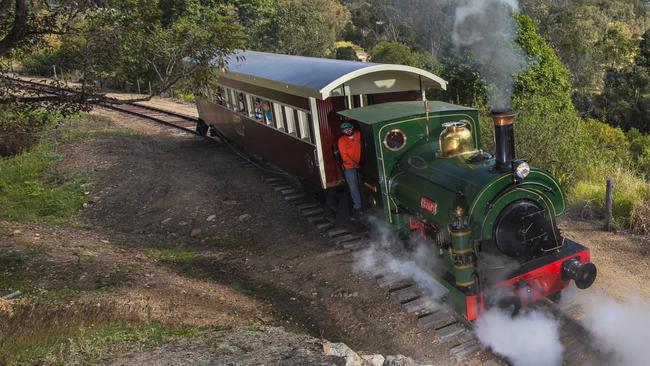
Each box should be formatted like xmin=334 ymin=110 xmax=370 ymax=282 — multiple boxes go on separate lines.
xmin=338 ymin=101 xmax=597 ymax=321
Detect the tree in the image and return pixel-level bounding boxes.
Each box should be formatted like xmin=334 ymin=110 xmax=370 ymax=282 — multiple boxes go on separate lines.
xmin=596 ymin=29 xmax=650 ymax=133
xmin=0 ymin=0 xmax=101 ymax=58
xmin=369 ymin=41 xmax=419 ymax=66
xmin=512 ymin=13 xmax=593 ymax=185
xmin=74 ymin=0 xmax=245 ymax=95
xmin=252 ymin=0 xmax=350 ymax=57
xmin=335 ymin=46 xmax=359 ymax=61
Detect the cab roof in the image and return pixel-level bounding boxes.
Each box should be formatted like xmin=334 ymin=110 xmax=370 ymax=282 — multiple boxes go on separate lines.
xmin=337 ymin=101 xmax=476 ymax=125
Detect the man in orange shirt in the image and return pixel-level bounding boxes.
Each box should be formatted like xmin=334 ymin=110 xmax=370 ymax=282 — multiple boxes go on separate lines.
xmin=338 ymin=122 xmax=362 ymax=213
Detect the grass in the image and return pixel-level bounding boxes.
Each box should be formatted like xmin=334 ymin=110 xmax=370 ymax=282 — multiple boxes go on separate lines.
xmin=0 ymin=141 xmax=85 ymax=223
xmin=204 ymin=234 xmax=254 ymax=250
xmin=0 ymin=113 xmax=149 ymax=224
xmin=174 ymin=90 xmax=196 ymax=103
xmin=0 ymin=246 xmax=50 ymax=297
xmin=0 ymin=320 xmax=200 ymax=365
xmin=147 ymin=248 xmax=202 ymax=275
xmin=0 ymin=244 xmax=136 ymax=302
xmin=569 ymin=165 xmax=650 ymax=231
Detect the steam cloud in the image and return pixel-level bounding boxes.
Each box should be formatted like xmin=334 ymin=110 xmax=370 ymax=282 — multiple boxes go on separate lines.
xmin=353 ymin=218 xmax=448 ymax=300
xmin=452 ymin=0 xmax=528 ymax=111
xmin=577 ymin=292 xmax=650 ymax=366
xmin=475 ymin=308 xmax=564 ymax=366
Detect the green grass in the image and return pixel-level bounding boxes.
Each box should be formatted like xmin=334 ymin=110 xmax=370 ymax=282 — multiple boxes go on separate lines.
xmin=0 ymin=320 xmax=200 ymax=365
xmin=0 ymin=141 xmax=85 ymax=223
xmin=0 ymin=247 xmax=47 ymax=295
xmin=569 ymin=165 xmax=650 ymax=230
xmin=147 ymin=248 xmax=202 ymax=275
xmin=174 ymin=90 xmax=196 ymax=103
xmin=0 ymin=113 xmax=148 ymax=224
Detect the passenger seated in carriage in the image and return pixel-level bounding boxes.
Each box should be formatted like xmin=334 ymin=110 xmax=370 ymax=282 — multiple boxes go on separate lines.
xmin=261 ymin=101 xmax=273 ymax=124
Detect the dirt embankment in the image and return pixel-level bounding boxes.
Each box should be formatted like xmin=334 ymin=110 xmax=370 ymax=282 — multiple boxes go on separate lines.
xmin=1 ymin=108 xmax=456 ymax=365
xmin=3 ymin=103 xmax=650 ymax=365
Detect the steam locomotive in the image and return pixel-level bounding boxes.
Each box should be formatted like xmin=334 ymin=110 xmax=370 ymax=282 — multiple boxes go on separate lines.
xmin=339 ymin=104 xmax=597 ymax=319
xmin=194 ymin=51 xmax=597 ymax=320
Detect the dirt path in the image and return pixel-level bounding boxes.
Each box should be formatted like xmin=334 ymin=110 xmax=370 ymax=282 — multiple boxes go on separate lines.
xmin=560 ymin=218 xmax=650 ymax=302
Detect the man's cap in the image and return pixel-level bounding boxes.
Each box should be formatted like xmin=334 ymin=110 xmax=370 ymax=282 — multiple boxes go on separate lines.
xmin=340 ymin=122 xmax=354 ymax=131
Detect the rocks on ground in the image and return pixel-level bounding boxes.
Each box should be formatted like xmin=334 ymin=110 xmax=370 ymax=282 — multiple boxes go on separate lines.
xmin=323 ymin=341 xmax=433 ymax=366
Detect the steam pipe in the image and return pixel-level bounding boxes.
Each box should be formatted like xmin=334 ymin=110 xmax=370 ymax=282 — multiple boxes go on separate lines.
xmin=491 ymin=111 xmax=517 ymax=171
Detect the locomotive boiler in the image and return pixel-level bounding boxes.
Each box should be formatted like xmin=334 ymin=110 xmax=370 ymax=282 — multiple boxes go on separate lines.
xmin=338 ymin=102 xmax=597 ymax=320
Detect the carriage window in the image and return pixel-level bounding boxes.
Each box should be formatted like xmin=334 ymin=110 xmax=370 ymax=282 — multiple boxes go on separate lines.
xmin=297 ymin=111 xmax=312 ymax=143
xmin=222 ymin=88 xmax=230 ymax=108
xmin=245 ymin=95 xmax=254 ymax=118
xmin=237 ymin=93 xmax=247 ymax=114
xmin=284 ymin=106 xmax=297 ymax=135
xmin=273 ymin=103 xmax=285 ymax=130
xmin=260 ymin=100 xmax=273 ymax=125
xmin=229 ymin=89 xmax=238 ymax=111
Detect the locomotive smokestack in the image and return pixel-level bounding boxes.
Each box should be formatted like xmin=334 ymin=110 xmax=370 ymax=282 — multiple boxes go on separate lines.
xmin=490 ymin=111 xmax=517 ymax=171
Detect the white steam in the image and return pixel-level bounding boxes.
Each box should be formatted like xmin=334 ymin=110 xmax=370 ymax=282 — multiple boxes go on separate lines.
xmin=452 ymin=0 xmax=528 ymax=111
xmin=475 ymin=308 xmax=563 ymax=366
xmin=353 ymin=218 xmax=448 ymax=300
xmin=578 ymin=292 xmax=650 ymax=366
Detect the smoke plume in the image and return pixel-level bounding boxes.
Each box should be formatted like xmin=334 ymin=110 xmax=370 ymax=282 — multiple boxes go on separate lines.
xmin=452 ymin=0 xmax=528 ymax=111
xmin=577 ymin=292 xmax=650 ymax=366
xmin=475 ymin=308 xmax=564 ymax=366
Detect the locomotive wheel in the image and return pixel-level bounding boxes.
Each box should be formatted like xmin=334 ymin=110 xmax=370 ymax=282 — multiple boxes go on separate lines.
xmin=497 ymin=296 xmax=521 ymax=317
xmin=548 ymin=292 xmax=562 ymax=303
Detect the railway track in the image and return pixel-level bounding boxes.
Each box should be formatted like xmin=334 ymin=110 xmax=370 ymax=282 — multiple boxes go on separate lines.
xmin=7 ymin=76 xmax=615 ymax=366
xmin=3 ymin=76 xmax=203 ymax=136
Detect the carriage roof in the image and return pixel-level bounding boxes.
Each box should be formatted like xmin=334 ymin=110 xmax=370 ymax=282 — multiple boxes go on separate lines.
xmin=214 ymin=51 xmax=447 ymax=100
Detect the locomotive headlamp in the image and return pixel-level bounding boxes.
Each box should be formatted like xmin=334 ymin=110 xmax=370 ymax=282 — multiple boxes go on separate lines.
xmin=513 ymin=160 xmax=530 ymax=180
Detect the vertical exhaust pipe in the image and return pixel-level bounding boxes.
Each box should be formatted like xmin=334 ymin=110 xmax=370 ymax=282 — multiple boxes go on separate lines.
xmin=490 ymin=111 xmax=517 ymax=171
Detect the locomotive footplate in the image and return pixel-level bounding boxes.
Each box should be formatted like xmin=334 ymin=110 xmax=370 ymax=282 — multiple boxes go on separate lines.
xmin=435 ymin=238 xmax=597 ymax=321
xmin=486 ymin=237 xmax=596 ymax=308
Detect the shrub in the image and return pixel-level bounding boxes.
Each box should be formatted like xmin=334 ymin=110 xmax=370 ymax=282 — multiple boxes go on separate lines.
xmin=173 ymin=89 xmax=195 ymax=103
xmin=627 ymin=128 xmax=650 ymax=177
xmin=583 ymin=119 xmax=631 ymax=166
xmin=335 ymin=46 xmax=359 ymax=61
xmin=0 ymin=106 xmax=54 ymax=157
xmin=19 ymin=50 xmax=60 ymax=77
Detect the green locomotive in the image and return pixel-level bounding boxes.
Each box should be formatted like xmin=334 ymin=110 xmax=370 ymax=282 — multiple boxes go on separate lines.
xmin=339 ymin=101 xmax=596 ymax=320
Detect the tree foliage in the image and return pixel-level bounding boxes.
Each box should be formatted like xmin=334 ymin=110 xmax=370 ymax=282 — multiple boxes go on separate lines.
xmin=77 ymin=0 xmax=245 ymax=93
xmin=512 ymin=14 xmax=591 ymax=185
xmin=252 ymin=0 xmax=350 ymax=57
xmin=595 ymin=29 xmax=650 ymax=132
xmin=0 ymin=0 xmax=100 ymax=58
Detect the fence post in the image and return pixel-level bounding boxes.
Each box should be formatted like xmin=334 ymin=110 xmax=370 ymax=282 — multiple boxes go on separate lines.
xmin=149 ymin=81 xmax=152 ymax=96
xmin=605 ymin=179 xmax=614 ymax=231
xmin=137 ymin=79 xmax=141 ymax=95
xmin=52 ymin=65 xmax=58 ymax=80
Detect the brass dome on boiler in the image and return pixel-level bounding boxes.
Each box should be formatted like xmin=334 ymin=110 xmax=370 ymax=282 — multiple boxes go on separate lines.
xmin=439 ymin=121 xmax=474 ymax=157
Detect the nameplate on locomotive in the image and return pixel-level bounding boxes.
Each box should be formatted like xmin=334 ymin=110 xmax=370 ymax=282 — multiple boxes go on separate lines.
xmin=420 ymin=197 xmax=437 ymax=215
